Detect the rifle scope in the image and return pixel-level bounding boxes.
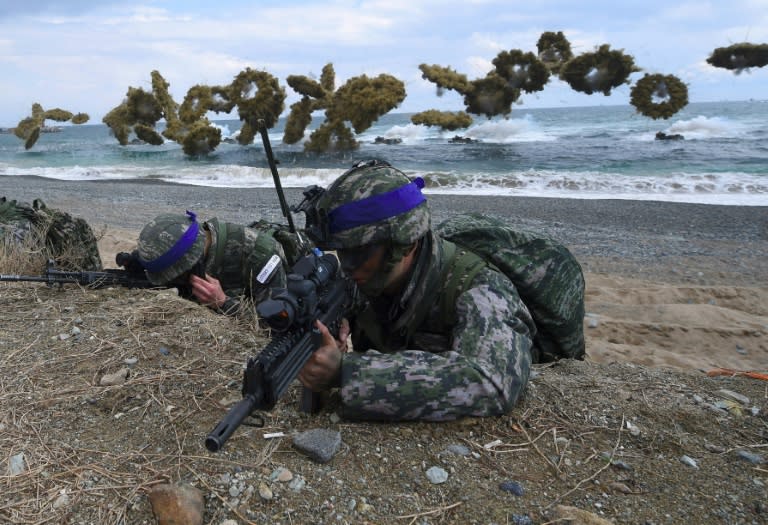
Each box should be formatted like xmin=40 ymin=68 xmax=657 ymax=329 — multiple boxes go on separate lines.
xmin=256 ymin=250 xmax=338 ymax=332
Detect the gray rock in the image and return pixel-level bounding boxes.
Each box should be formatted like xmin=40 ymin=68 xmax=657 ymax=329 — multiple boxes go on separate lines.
xmin=426 ymin=466 xmax=448 ymax=484
xmin=735 ymin=450 xmax=765 ymax=465
xmin=292 ymin=428 xmax=342 ymax=463
xmin=717 ymin=389 xmax=750 ymax=405
xmin=9 ymin=453 xmax=25 ymax=475
xmin=444 ymin=444 xmax=471 ymax=456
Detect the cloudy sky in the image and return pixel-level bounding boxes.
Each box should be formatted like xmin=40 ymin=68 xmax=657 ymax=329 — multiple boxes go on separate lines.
xmin=1 ymin=0 xmax=766 ymax=127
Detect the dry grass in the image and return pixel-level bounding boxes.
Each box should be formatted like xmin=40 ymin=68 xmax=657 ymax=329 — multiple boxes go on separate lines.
xmin=1 ymin=227 xmax=49 ymax=275
xmin=1 ymin=277 xmax=767 ymax=524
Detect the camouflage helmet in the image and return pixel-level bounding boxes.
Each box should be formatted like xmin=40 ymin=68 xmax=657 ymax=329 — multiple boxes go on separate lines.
xmin=137 ymin=211 xmax=205 ymax=285
xmin=311 ymin=160 xmax=431 ymax=250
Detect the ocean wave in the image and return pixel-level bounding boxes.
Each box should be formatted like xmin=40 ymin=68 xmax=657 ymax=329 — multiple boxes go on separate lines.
xmin=3 ymin=164 xmax=764 ymax=205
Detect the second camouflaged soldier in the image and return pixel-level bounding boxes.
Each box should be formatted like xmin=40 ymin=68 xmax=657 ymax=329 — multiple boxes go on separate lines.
xmin=298 ymin=160 xmax=585 ymax=421
xmin=136 ymin=211 xmax=310 ymax=315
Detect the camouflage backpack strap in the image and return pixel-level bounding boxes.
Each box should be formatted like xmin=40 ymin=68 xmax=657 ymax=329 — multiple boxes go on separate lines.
xmin=213 ymin=218 xmax=228 ymax=266
xmin=208 ymin=219 xmax=246 ymax=290
xmin=248 ymin=219 xmax=311 ymax=266
xmin=437 ymin=244 xmax=488 ymax=329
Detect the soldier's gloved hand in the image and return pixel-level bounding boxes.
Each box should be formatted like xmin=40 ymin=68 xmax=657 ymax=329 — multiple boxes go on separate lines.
xmin=189 ymin=274 xmax=227 ymax=309
xmin=298 ymin=319 xmax=342 ymax=392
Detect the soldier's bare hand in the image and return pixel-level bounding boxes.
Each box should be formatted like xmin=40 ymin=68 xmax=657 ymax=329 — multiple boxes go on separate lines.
xmin=337 ymin=318 xmax=351 ymax=353
xmin=298 ymin=320 xmax=342 ymax=392
xmin=189 ymin=274 xmax=227 ymax=309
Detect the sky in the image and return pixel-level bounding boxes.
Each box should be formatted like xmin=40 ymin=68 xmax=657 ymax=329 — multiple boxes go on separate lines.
xmin=1 ymin=0 xmax=767 ymax=127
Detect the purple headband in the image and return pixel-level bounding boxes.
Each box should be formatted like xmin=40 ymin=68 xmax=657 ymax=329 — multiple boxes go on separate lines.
xmin=141 ymin=210 xmax=200 ymax=273
xmin=328 ymin=177 xmax=426 ymax=234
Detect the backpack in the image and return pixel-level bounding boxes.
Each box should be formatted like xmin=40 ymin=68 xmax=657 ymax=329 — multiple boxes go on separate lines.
xmin=0 ymin=197 xmax=103 ymax=271
xmin=247 ymin=219 xmax=314 ymax=267
xmin=435 ymin=213 xmax=585 ymax=362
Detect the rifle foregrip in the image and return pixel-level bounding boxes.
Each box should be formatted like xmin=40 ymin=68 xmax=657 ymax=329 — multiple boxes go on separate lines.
xmin=205 ymin=394 xmax=258 ymax=452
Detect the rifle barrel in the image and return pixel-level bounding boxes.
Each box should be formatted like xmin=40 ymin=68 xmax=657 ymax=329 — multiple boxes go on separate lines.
xmin=0 ymin=274 xmax=52 ymax=283
xmin=205 ymin=394 xmax=258 ymax=452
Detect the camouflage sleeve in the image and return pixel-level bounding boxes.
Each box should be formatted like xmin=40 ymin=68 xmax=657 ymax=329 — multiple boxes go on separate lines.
xmin=339 ymin=269 xmax=535 ymax=421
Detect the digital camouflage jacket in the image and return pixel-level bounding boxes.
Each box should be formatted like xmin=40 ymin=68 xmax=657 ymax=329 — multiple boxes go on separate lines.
xmin=203 ymin=218 xmax=296 ymax=315
xmin=340 ymin=231 xmax=536 ymax=421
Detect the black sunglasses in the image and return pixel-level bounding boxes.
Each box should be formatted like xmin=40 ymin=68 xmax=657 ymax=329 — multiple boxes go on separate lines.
xmin=337 ymin=243 xmax=386 ymax=274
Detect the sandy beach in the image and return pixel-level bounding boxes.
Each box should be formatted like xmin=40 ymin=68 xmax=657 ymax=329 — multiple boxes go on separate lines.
xmin=4 ymin=174 xmax=767 ymax=373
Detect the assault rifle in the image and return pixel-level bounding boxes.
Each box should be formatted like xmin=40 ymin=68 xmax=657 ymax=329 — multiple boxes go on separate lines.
xmin=205 ymin=248 xmax=352 ymax=452
xmin=204 ymin=119 xmax=352 ymax=452
xmin=0 ymin=251 xmax=153 ymax=289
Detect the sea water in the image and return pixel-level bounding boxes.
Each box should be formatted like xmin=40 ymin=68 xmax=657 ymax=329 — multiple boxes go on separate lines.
xmin=1 ymin=100 xmax=766 ymax=205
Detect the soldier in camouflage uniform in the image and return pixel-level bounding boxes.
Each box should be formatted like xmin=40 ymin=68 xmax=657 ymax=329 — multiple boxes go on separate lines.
xmin=0 ymin=196 xmax=102 ymax=271
xmin=137 ymin=211 xmax=310 ymax=315
xmin=298 ymin=160 xmax=584 ymax=421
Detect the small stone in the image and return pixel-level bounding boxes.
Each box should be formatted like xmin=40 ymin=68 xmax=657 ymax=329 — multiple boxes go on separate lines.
xmin=444 ymin=444 xmax=471 ymax=456
xmin=99 ymin=367 xmax=130 ymax=386
xmin=52 ymin=491 xmax=70 ymax=509
xmin=9 ymin=453 xmax=25 ymax=475
xmin=258 ymin=482 xmax=273 ymax=500
xmin=292 ymin=428 xmax=342 ymax=463
xmin=705 ymin=443 xmax=727 ymax=453
xmin=271 ymin=467 xmax=293 ymax=482
xmin=608 ymin=481 xmax=634 ymax=494
xmin=717 ymin=389 xmax=750 ymax=405
xmin=426 ymin=466 xmax=448 ymax=484
xmin=680 ymin=455 xmax=699 ymax=469
xmin=148 ymin=482 xmax=204 ymax=525
xmin=288 ymin=476 xmax=306 ymax=492
xmin=552 ymin=505 xmax=614 ymax=525
xmin=626 ymin=420 xmax=641 ymax=436
xmin=499 ymin=480 xmax=524 ymax=496
xmin=735 ymin=450 xmax=765 ymax=465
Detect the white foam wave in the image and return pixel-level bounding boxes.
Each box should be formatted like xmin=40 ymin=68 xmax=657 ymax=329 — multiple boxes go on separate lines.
xmin=666 ymin=116 xmax=742 ymax=140
xmin=462 ymin=115 xmax=554 ymax=143
xmin=359 ymin=114 xmax=553 ymax=144
xmin=413 ymin=169 xmax=768 ymax=205
xmin=2 ymin=164 xmax=765 ymax=206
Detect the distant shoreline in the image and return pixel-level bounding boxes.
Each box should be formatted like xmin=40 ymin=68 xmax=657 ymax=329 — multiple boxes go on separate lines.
xmin=3 ymin=174 xmax=766 ymax=233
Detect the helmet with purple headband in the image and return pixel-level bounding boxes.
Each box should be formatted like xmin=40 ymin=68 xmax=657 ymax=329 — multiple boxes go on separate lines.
xmin=310 ymin=160 xmax=431 ymax=250
xmin=137 ymin=211 xmax=205 ymax=285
